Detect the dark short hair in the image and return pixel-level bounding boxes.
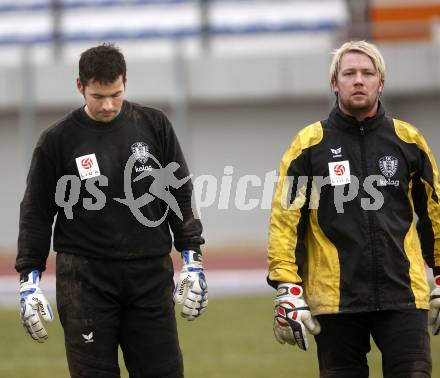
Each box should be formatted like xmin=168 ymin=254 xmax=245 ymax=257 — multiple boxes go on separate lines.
xmin=78 ymin=43 xmax=126 ymax=87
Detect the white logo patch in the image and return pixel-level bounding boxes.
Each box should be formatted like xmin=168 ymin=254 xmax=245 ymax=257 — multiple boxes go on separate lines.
xmin=75 ymin=154 xmax=101 ymax=180
xmin=330 ymin=147 xmax=342 ymax=158
xmin=328 ymin=160 xmax=351 ymax=186
xmin=82 ymin=332 xmax=94 ymax=343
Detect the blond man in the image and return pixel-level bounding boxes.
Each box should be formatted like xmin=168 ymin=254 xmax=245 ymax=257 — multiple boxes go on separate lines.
xmin=268 ymin=40 xmax=440 ymax=377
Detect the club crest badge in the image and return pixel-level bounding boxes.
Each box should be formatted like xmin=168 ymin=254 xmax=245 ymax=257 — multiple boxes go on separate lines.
xmin=379 ymin=156 xmax=398 ymax=178
xmin=131 ymin=142 xmax=149 ymax=164
xmin=378 ymin=156 xmax=400 ymax=187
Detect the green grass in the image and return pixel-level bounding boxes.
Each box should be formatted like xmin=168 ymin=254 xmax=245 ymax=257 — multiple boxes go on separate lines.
xmin=1 ymin=296 xmax=439 ymax=377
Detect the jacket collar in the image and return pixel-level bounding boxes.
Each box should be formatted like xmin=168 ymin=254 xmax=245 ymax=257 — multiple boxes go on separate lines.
xmin=328 ymin=101 xmax=386 ymax=134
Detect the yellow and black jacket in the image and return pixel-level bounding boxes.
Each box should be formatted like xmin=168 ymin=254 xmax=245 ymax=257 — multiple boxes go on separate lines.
xmin=268 ymin=103 xmax=440 ymax=315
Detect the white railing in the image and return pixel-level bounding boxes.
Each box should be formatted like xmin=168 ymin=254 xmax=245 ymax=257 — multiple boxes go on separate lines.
xmin=0 ymin=0 xmax=348 ymax=45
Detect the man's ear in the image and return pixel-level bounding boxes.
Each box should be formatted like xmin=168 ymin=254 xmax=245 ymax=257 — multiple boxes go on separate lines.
xmin=379 ymin=79 xmax=384 ymax=93
xmin=331 ymin=80 xmax=338 ymax=96
xmin=76 ymin=78 xmax=84 ymax=95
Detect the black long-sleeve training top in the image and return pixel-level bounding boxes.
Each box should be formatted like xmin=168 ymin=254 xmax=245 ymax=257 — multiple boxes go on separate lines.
xmin=16 ymin=101 xmax=204 ymax=274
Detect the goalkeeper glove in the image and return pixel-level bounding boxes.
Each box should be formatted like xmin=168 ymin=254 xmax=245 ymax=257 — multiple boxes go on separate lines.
xmin=429 ymin=275 xmax=440 ymax=336
xmin=173 ymin=250 xmax=208 ymax=320
xmin=19 ymin=270 xmax=54 ymax=343
xmin=273 ymin=283 xmax=321 ymax=350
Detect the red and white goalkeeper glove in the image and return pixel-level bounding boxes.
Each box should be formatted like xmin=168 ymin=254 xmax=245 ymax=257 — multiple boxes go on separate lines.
xmin=273 ymin=283 xmax=321 ymax=350
xmin=429 ymin=275 xmax=440 ymax=336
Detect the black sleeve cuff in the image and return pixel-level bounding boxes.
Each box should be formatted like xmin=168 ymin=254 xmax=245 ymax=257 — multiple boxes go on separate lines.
xmin=266 ymin=276 xmax=303 ymax=289
xmin=176 ymin=245 xmax=201 ymax=254
xmin=19 ymin=269 xmax=37 ymax=282
xmin=266 ymin=276 xmax=278 ymax=289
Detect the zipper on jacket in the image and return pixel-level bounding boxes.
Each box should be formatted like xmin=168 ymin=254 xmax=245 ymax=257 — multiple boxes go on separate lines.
xmin=359 ymin=122 xmax=381 ymax=310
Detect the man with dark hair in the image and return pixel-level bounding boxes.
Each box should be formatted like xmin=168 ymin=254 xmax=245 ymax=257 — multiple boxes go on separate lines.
xmin=16 ymin=43 xmax=207 ymax=377
xmin=78 ymin=43 xmax=127 ymax=87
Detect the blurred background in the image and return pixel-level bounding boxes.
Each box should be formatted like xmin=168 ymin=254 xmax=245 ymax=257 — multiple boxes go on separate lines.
xmin=1 ymin=0 xmax=440 ymax=376
xmin=2 ymin=0 xmax=440 ymax=255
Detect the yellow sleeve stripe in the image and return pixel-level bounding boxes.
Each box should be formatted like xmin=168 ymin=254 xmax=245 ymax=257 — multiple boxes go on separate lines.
xmin=420 ymin=177 xmax=440 ymax=267
xmin=394 ymin=119 xmax=440 ymax=268
xmin=267 ymin=122 xmax=323 ymax=284
xmin=404 ymin=179 xmax=430 ymax=309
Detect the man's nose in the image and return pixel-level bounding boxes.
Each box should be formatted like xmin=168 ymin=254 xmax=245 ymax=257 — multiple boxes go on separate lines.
xmin=102 ymin=98 xmax=113 ymax=110
xmin=354 ymin=72 xmax=364 ymax=85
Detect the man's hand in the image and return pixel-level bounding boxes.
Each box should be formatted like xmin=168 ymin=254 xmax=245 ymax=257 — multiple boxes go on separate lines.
xmin=173 ymin=250 xmax=208 ymax=320
xmin=429 ymin=275 xmax=440 ymax=336
xmin=273 ymin=283 xmax=321 ymax=350
xmin=19 ymin=270 xmax=54 ymax=343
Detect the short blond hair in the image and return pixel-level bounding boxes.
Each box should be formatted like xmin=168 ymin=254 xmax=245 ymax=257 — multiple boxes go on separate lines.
xmin=330 ymin=40 xmax=385 ymax=84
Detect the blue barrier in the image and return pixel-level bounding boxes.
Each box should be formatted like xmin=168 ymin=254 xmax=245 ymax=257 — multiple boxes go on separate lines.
xmin=0 ymin=20 xmax=342 ymax=45
xmin=0 ymin=0 xmax=318 ymax=13
xmin=0 ymin=0 xmax=194 ymax=13
xmin=0 ymin=0 xmax=345 ymax=45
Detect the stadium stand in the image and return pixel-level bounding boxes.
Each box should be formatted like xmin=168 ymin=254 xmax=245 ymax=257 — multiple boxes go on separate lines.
xmin=0 ymin=0 xmax=348 ymax=63
xmin=370 ymin=0 xmax=440 ymax=41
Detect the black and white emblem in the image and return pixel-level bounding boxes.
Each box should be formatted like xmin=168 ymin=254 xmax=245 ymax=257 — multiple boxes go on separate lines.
xmin=331 ymin=147 xmax=341 ymax=155
xmin=131 ymin=142 xmax=149 ymax=164
xmin=330 ymin=147 xmax=342 ymax=158
xmin=379 ymin=156 xmax=398 ymax=178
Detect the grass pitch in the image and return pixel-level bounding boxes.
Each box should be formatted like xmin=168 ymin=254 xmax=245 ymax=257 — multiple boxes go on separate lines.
xmin=0 ymin=295 xmax=439 ymax=377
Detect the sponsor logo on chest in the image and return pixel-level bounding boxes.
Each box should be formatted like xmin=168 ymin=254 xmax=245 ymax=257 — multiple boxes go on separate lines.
xmin=328 ymin=160 xmax=351 ymax=186
xmin=75 ymin=153 xmax=101 ymax=180
xmin=330 ymin=146 xmax=342 ymax=158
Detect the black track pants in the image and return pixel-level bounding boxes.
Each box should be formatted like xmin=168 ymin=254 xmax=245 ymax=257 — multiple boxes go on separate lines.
xmin=315 ymin=310 xmax=432 ymax=378
xmin=56 ymin=252 xmax=183 ymax=378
